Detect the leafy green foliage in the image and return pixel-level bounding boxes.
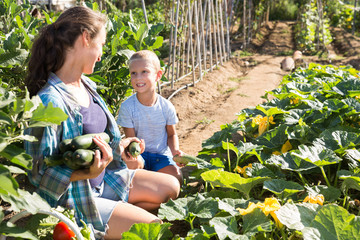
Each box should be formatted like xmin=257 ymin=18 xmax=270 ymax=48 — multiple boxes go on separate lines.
xmin=154 ymin=64 xmax=360 ymax=239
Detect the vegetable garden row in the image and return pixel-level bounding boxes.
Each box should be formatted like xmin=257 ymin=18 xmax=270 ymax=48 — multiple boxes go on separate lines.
xmin=1 ymin=0 xmax=360 ymax=239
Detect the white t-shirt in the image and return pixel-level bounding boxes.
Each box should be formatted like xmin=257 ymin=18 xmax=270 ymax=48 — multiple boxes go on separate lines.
xmin=117 ymin=93 xmax=178 ymax=155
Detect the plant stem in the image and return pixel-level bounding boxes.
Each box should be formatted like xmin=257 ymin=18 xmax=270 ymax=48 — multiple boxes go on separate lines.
xmin=226 ymin=139 xmax=231 ymax=172
xmin=343 ymin=188 xmax=348 ymax=208
xmin=333 ymin=163 xmax=341 ymax=187
xmin=320 ymin=166 xmax=331 ymax=187
xmin=297 ymin=172 xmax=306 ymax=185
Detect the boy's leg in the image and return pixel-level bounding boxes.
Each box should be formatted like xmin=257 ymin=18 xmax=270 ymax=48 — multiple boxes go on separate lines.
xmin=158 ymin=165 xmax=183 ymax=184
xmin=127 ymin=169 xmax=180 ymax=211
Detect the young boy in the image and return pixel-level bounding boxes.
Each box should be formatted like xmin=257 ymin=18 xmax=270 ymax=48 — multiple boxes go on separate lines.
xmin=117 ymin=50 xmax=183 ymax=183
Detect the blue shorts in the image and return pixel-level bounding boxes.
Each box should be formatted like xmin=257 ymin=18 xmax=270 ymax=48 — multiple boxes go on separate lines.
xmin=142 ymin=152 xmax=177 ymax=171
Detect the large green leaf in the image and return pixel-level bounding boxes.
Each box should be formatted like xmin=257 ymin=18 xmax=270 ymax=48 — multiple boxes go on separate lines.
xmin=0 ymin=164 xmax=19 ymax=196
xmin=266 ymin=152 xmax=317 ymax=172
xmin=276 ymin=202 xmax=321 ymax=230
xmin=338 ymin=170 xmax=360 ymax=192
xmin=121 ymin=222 xmax=172 ymax=240
xmin=0 ymin=189 xmax=50 ymax=214
xmin=0 ymin=144 xmax=32 ymax=169
xmin=0 ymin=49 xmax=28 ymax=67
xmin=0 ymin=221 xmax=37 ymax=240
xmin=254 ymin=125 xmax=288 ymax=150
xmin=201 ymin=169 xmax=270 ymax=198
xmin=242 ymin=208 xmax=272 ymax=236
xmin=28 ymin=102 xmax=68 ymax=127
xmin=263 ymin=179 xmax=304 ymax=199
xmin=158 ymin=194 xmax=218 ymax=221
xmin=291 ymin=144 xmax=341 ymax=167
xmin=302 ymin=205 xmax=360 ymax=240
xmin=209 ymin=216 xmax=242 ymax=240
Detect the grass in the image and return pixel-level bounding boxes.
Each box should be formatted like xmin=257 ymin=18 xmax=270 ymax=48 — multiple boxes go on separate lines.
xmin=196 ymin=117 xmax=215 ymax=125
xmin=230 ymin=77 xmax=248 ymax=83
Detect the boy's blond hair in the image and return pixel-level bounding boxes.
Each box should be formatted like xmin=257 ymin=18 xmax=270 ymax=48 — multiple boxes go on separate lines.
xmin=129 ymin=50 xmax=161 ymax=72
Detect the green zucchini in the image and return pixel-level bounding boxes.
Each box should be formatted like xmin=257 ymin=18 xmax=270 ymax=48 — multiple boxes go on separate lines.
xmin=59 ymin=138 xmax=73 ymax=153
xmin=173 ymin=154 xmax=200 ymax=165
xmin=128 ymin=141 xmax=141 ymax=157
xmin=44 ymin=154 xmax=64 ymax=167
xmin=71 ymin=132 xmax=110 ymax=150
xmin=63 ymin=151 xmax=80 ymax=170
xmin=72 ymin=149 xmax=95 ymax=167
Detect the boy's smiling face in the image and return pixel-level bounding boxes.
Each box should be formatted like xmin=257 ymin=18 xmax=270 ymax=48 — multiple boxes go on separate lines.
xmin=129 ymin=59 xmax=162 ymax=94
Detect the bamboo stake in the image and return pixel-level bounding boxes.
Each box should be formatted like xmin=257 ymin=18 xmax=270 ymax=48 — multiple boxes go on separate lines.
xmin=194 ymin=0 xmax=203 ymax=82
xmin=207 ymin=0 xmax=213 ymax=71
xmin=187 ymin=0 xmax=196 ymax=84
xmin=243 ymin=0 xmax=246 ymax=49
xmin=224 ymin=0 xmax=231 ymax=60
xmin=211 ymin=0 xmax=218 ymax=67
xmin=182 ymin=8 xmax=189 ymax=75
xmin=199 ymin=0 xmax=207 ymax=71
xmin=215 ymin=0 xmax=223 ymax=65
xmin=176 ymin=1 xmax=185 ymax=80
xmin=219 ymin=0 xmax=226 ymax=62
xmin=167 ymin=3 xmax=174 ymax=89
xmin=171 ymin=0 xmax=180 ymax=89
xmin=140 ymin=0 xmax=149 ymax=26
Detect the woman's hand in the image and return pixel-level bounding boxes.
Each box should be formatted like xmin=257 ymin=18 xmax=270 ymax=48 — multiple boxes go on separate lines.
xmin=120 ymin=137 xmax=145 ymax=169
xmin=70 ymin=135 xmax=113 ymax=182
xmin=88 ymin=135 xmax=113 ymax=178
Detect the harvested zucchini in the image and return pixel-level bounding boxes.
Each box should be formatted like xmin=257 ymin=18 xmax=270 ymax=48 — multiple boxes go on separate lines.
xmin=71 ymin=132 xmax=110 ymax=150
xmin=173 ymin=154 xmax=199 ymax=165
xmin=128 ymin=141 xmax=141 ymax=157
xmin=72 ymin=149 xmax=95 ymax=167
xmin=59 ymin=138 xmax=73 ymax=153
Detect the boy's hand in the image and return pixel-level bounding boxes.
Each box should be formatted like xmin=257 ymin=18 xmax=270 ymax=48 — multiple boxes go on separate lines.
xmin=173 ymin=150 xmax=186 ymax=167
xmin=120 ymin=137 xmax=145 ymax=169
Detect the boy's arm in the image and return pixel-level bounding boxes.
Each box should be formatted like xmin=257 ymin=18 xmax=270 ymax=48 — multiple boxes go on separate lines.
xmin=123 ymin=127 xmax=136 ymax=138
xmin=166 ymin=124 xmax=182 ymax=156
xmin=121 ymin=127 xmax=145 ymax=169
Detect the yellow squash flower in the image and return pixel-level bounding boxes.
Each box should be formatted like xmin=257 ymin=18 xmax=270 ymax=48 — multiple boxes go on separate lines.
xmin=234 ymin=163 xmax=253 ymax=178
xmin=272 ymin=140 xmax=292 ymax=155
xmin=281 ymin=140 xmax=292 ymax=153
xmin=290 ymin=98 xmax=299 ymax=104
xmin=258 ymin=116 xmax=275 ymax=136
xmin=237 ymin=197 xmax=283 ymax=229
xmin=237 ymin=202 xmax=257 ymax=215
xmin=303 ymin=194 xmax=324 ymax=205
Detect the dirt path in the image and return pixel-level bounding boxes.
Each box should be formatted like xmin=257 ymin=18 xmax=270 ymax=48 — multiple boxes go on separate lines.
xmin=168 ymin=21 xmax=296 ymax=156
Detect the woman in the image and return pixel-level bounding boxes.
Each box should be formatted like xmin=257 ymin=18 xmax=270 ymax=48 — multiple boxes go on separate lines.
xmin=25 ymin=6 xmax=180 ymax=239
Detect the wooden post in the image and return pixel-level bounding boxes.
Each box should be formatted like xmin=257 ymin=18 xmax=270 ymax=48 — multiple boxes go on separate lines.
xmin=208 ymin=0 xmax=213 ymax=71
xmin=194 ymin=0 xmax=203 ymax=82
xmin=219 ymin=0 xmax=227 ymax=62
xmin=188 ymin=0 xmax=196 ymax=84
xmin=167 ymin=3 xmax=175 ymax=88
xmin=199 ymin=0 xmax=207 ymax=72
xmin=243 ymin=0 xmax=246 ymax=49
xmin=224 ymin=0 xmax=231 ymax=60
xmin=215 ymin=0 xmax=223 ymax=65
xmin=140 ymin=0 xmax=149 ymax=26
xmin=211 ymin=0 xmax=218 ymax=67
xmin=171 ymin=0 xmax=181 ymax=88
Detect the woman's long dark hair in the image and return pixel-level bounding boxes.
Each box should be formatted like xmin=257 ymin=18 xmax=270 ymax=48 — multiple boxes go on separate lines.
xmin=25 ymin=6 xmax=107 ymax=97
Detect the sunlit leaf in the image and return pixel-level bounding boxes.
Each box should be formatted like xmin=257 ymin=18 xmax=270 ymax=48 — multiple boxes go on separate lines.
xmin=201 ymin=169 xmax=270 ymax=198
xmin=263 ymin=179 xmax=304 ymax=199
xmin=28 ymin=102 xmax=68 ymax=127
xmin=122 ymin=222 xmax=172 ymax=240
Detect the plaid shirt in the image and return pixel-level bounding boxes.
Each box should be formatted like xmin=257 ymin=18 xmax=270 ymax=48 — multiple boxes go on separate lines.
xmin=25 ymin=73 xmax=131 ymax=234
